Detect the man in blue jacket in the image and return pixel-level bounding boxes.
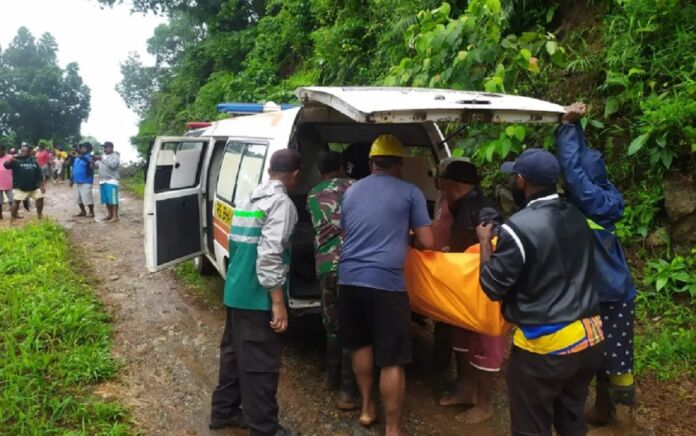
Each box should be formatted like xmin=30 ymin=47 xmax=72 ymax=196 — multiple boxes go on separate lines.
xmin=70 ymin=142 xmax=95 ymax=218
xmin=556 ymin=103 xmax=637 ymax=426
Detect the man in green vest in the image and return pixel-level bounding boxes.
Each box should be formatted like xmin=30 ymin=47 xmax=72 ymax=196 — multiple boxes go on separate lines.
xmin=210 ymin=149 xmax=302 ymax=436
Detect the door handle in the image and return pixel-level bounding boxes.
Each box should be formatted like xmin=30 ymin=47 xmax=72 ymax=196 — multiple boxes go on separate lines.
xmin=174 ymin=162 xmax=181 ymax=168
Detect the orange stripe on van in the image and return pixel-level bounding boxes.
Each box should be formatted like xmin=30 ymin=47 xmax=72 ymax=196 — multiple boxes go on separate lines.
xmin=213 ymin=216 xmax=230 ymax=250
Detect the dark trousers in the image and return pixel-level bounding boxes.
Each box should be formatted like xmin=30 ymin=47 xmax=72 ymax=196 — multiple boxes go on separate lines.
xmin=507 ymin=343 xmax=605 ymax=436
xmin=211 ymin=308 xmax=282 ymax=436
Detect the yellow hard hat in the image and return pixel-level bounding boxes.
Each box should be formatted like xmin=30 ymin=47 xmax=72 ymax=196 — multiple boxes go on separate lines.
xmin=369 ymin=134 xmax=406 ymax=158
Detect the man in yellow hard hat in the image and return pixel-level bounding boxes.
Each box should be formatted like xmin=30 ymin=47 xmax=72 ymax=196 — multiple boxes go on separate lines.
xmin=338 ymin=134 xmax=434 ymax=436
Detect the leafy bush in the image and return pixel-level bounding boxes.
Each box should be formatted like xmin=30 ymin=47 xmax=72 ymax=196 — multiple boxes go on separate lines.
xmin=614 ymin=182 xmax=662 ymax=241
xmin=603 ymin=0 xmax=696 ymax=172
xmin=644 ymin=249 xmax=696 ymax=299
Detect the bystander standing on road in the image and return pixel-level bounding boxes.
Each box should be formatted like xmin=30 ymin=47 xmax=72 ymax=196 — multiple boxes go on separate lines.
xmin=0 ymin=145 xmax=14 ymax=219
xmin=438 ymin=161 xmax=505 ymax=424
xmin=556 ymin=103 xmax=638 ymax=427
xmin=306 ymin=150 xmax=359 ymax=410
xmin=70 ymin=142 xmax=95 ymax=218
xmin=63 ymin=145 xmax=78 ymax=181
xmin=3 ymin=144 xmax=45 ymax=220
xmin=478 ymin=148 xmax=604 ymax=436
xmin=35 ymin=144 xmax=52 ymax=184
xmin=53 ymin=146 xmax=67 ymax=183
xmin=210 ymin=149 xmax=302 ymax=436
xmin=338 ymin=134 xmax=434 ymax=436
xmin=94 ymin=141 xmax=120 ymax=222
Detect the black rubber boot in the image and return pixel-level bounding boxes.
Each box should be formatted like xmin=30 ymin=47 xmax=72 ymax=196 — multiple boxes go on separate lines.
xmin=323 ymin=338 xmax=341 ymax=390
xmin=609 ymin=383 xmax=637 ymax=427
xmin=337 ymin=349 xmax=360 ymax=410
xmin=609 ymin=383 xmax=636 ymax=407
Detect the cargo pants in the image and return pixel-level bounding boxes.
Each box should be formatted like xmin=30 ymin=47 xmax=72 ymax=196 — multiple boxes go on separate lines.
xmin=211 ymin=308 xmax=282 ymax=436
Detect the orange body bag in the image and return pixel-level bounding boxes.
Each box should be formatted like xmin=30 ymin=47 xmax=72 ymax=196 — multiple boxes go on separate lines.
xmin=404 ymin=244 xmax=512 ymax=336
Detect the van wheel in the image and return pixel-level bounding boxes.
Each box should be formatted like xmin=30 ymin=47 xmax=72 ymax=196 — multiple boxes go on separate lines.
xmin=193 ymin=255 xmax=216 ymax=276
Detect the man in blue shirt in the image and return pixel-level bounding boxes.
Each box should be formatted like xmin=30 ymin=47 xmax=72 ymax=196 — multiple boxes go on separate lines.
xmin=70 ymin=142 xmax=95 ymax=218
xmin=339 ymin=134 xmax=433 ymax=436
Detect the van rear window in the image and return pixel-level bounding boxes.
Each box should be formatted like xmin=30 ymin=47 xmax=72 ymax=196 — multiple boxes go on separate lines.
xmin=215 ymin=141 xmax=268 ymax=207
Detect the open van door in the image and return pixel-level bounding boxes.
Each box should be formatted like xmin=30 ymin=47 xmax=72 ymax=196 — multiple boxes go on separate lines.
xmin=296 ymin=86 xmax=565 ymax=124
xmin=144 ymin=136 xmax=212 ymax=272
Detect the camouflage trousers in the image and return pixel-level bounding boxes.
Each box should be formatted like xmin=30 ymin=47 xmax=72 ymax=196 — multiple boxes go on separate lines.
xmin=319 ymin=272 xmax=340 ymax=343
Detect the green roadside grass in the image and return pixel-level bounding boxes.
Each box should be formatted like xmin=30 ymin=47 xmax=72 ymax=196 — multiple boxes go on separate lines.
xmin=0 ymin=221 xmax=131 ymax=435
xmin=120 ymin=171 xmax=145 ymax=198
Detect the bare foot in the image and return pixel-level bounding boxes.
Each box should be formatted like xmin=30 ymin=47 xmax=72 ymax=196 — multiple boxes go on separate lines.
xmin=439 ymin=384 xmax=476 ymax=406
xmin=456 ymin=405 xmax=494 ymax=424
xmin=87 ymin=213 xmax=95 ymax=218
xmin=358 ymin=403 xmax=377 ymax=427
xmin=74 ymin=212 xmax=86 ymax=217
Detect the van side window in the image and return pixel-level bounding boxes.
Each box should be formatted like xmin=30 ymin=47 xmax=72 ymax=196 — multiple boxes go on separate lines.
xmin=216 ymin=141 xmax=244 ymax=203
xmin=154 ymin=140 xmax=207 ymax=192
xmin=234 ymin=144 xmax=268 ymax=204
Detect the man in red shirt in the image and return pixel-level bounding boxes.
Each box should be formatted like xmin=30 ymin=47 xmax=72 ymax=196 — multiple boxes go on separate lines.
xmin=35 ymin=144 xmax=52 ymax=183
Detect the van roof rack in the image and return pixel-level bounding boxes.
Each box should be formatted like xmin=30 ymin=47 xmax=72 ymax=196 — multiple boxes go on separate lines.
xmin=216 ymin=102 xmax=299 ymax=114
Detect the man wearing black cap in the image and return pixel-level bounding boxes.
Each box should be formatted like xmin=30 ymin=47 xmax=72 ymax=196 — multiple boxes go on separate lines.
xmin=476 ymin=149 xmax=604 ymax=436
xmin=437 ymin=161 xmax=505 ymax=425
xmin=210 ymin=149 xmax=302 ymax=436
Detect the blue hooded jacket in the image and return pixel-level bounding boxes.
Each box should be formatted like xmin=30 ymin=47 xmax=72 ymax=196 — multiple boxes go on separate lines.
xmin=556 ymin=123 xmax=636 ymax=302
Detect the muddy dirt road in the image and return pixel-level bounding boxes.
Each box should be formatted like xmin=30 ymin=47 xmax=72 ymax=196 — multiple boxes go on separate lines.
xmin=28 ymin=182 xmax=692 ymax=435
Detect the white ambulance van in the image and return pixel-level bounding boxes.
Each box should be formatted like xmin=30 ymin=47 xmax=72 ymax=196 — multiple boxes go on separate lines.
xmin=143 ymin=86 xmax=564 ymax=313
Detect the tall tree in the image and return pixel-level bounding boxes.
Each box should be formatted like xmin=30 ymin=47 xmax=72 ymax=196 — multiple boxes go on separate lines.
xmin=0 ymin=27 xmax=91 ymax=146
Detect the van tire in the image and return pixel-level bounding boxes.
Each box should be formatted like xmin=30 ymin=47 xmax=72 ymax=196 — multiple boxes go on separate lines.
xmin=193 ymin=255 xmax=216 ymax=276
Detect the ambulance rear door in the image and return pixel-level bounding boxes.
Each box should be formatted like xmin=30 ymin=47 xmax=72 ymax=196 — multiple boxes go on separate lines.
xmin=144 ymin=136 xmax=213 ymax=272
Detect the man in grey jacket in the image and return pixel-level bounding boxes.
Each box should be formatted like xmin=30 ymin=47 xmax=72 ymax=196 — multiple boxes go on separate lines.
xmin=94 ymin=142 xmax=120 ymax=222
xmin=210 ymin=149 xmax=302 ymax=436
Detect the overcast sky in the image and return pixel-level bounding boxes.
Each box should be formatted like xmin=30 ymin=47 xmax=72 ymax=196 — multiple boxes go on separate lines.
xmin=0 ymin=0 xmax=166 ymax=162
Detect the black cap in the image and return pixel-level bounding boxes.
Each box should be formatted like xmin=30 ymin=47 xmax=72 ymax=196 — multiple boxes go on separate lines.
xmin=441 ymin=160 xmax=480 ymax=185
xmin=501 ymin=148 xmax=559 ymax=185
xmin=269 ymin=149 xmax=302 ymax=172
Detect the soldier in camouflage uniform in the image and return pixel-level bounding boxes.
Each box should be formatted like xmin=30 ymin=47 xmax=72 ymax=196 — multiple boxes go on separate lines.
xmin=306 ymin=150 xmax=359 ymax=410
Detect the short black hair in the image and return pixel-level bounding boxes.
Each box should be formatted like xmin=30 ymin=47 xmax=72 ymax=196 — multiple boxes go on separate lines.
xmin=372 ymin=156 xmax=402 ymax=170
xmin=317 ymin=151 xmax=343 ymax=175
xmin=103 ymin=141 xmax=114 ymax=148
xmin=269 ymin=149 xmax=302 ymax=172
xmin=80 ymin=142 xmax=93 ymax=151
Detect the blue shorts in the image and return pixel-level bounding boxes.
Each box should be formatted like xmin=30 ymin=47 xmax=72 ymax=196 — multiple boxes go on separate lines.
xmin=100 ymin=183 xmax=119 ymax=205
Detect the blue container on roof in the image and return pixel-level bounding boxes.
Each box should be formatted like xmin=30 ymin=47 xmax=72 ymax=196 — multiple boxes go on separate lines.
xmin=216 ymin=102 xmax=300 ymax=114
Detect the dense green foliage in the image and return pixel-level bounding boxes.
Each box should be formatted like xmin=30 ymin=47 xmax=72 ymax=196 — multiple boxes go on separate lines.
xmin=106 ymin=0 xmax=695 ymax=378
xmin=0 ymin=222 xmax=130 ymax=434
xmin=0 ymin=28 xmax=91 ymax=147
